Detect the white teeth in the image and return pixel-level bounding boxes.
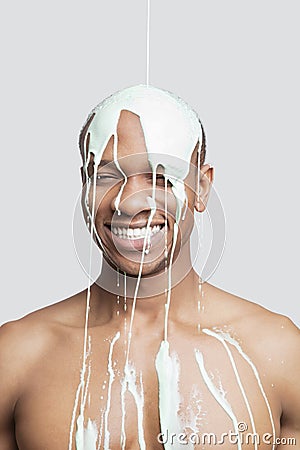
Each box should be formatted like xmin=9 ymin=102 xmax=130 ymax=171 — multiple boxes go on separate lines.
xmin=111 ymin=225 xmax=162 ymax=239
xmin=133 ymin=228 xmax=140 ymax=237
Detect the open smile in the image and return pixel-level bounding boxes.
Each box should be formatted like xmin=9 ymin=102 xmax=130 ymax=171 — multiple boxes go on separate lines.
xmin=111 ymin=224 xmax=162 ymax=240
xmin=105 ymin=223 xmax=166 ymax=252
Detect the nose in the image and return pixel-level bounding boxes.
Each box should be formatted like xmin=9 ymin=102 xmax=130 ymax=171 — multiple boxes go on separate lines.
xmin=111 ymin=175 xmax=152 ymax=217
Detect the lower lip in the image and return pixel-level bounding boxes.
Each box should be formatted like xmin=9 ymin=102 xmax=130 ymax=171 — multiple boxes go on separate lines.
xmin=105 ymin=226 xmax=166 ymax=252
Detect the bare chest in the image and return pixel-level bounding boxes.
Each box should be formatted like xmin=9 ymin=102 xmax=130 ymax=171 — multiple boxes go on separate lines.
xmin=14 ymin=329 xmax=281 ymax=450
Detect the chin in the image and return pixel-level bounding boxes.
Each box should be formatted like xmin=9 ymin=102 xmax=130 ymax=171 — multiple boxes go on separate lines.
xmin=112 ymin=256 xmax=167 ymax=278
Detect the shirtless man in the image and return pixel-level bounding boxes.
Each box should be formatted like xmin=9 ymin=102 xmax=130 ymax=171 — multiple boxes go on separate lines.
xmin=0 ymin=85 xmax=299 ymax=450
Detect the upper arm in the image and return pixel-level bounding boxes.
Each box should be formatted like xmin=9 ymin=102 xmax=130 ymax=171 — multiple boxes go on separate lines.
xmin=275 ymin=317 xmax=300 ymax=447
xmin=0 ymin=322 xmax=23 ymax=449
xmin=0 ymin=315 xmax=54 ymax=450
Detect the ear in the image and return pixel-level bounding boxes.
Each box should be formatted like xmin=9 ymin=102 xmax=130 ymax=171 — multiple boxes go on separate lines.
xmin=194 ymin=164 xmax=214 ymax=212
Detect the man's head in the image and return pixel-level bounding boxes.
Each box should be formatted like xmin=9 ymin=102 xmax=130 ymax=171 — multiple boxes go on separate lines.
xmin=79 ymin=85 xmax=212 ymax=277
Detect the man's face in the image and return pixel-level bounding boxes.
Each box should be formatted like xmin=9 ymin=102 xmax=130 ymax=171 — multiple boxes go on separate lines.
xmin=84 ymin=110 xmax=198 ymax=277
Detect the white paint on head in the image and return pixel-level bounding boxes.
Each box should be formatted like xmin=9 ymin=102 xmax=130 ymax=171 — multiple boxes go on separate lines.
xmin=84 ymin=85 xmax=202 ymax=179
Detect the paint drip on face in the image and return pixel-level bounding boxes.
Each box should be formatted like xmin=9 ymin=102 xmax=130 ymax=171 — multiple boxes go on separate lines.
xmin=84 ymin=85 xmax=201 ymax=184
xmin=70 ymin=86 xmax=275 ymax=450
xmin=83 ymin=83 xmax=203 ymax=337
xmin=82 ymin=84 xmax=202 ymax=226
xmin=71 ymin=85 xmax=204 ymax=449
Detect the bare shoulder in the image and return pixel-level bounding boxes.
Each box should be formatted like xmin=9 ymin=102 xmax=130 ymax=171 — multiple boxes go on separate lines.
xmin=206 ymin=282 xmax=300 ymax=391
xmin=206 ymin=282 xmax=299 ymax=370
xmin=206 ymin=282 xmax=299 ymax=339
xmin=0 ymin=289 xmax=87 ymax=375
xmin=205 ymin=284 xmax=300 ymax=436
xmin=0 ymin=289 xmax=94 ymax=447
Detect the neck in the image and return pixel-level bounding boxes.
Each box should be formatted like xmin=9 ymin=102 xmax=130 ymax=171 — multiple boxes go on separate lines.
xmin=97 ymin=242 xmax=194 ymax=297
xmin=93 ymin=244 xmax=203 ymax=325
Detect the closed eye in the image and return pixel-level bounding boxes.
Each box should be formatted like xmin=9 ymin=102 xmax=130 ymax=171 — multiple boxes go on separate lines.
xmin=96 ymin=172 xmax=123 ymax=184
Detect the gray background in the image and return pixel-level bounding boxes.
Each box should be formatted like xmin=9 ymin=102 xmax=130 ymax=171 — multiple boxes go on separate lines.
xmin=0 ymin=0 xmax=299 ymax=325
